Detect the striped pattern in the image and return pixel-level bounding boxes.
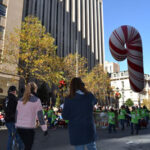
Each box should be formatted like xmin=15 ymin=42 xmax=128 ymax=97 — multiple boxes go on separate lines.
xmin=22 ymin=0 xmax=105 ymax=69
xmin=109 ymin=25 xmax=144 ymax=92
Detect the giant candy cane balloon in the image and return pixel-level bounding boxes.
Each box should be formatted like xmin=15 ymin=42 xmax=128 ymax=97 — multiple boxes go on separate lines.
xmin=109 ymin=25 xmax=144 ymax=92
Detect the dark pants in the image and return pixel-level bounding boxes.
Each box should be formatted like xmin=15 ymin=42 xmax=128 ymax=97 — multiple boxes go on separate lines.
xmin=5 ymin=122 xmax=24 ymax=150
xmin=17 ymin=128 xmax=35 ymax=150
xmin=108 ymin=124 xmax=116 ymax=133
xmin=131 ymin=123 xmax=138 ymax=135
xmin=120 ymin=119 xmax=125 ymax=130
xmin=138 ymin=119 xmax=141 ymax=130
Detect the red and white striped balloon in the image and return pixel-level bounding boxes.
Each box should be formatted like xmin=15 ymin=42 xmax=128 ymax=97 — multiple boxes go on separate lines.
xmin=109 ymin=25 xmax=144 ymax=92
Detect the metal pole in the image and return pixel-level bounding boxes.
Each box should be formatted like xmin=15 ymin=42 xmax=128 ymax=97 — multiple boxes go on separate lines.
xmin=76 ymin=40 xmax=78 ymax=77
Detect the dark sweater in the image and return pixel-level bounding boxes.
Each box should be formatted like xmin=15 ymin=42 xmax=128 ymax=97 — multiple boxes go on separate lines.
xmin=4 ymin=93 xmax=18 ymax=123
xmin=62 ymin=92 xmax=97 ymax=145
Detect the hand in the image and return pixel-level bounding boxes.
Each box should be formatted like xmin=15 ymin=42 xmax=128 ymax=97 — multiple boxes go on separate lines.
xmin=44 ymin=130 xmax=48 ymax=136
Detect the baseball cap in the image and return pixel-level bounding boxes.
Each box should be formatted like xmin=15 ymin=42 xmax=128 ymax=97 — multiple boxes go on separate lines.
xmin=8 ymin=86 xmax=17 ymax=93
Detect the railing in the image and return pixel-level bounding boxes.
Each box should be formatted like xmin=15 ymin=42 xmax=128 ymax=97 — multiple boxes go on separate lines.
xmin=93 ymin=112 xmax=108 ymax=129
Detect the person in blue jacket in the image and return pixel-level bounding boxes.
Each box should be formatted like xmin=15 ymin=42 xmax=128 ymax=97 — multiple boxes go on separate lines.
xmin=62 ymin=77 xmax=97 ymax=150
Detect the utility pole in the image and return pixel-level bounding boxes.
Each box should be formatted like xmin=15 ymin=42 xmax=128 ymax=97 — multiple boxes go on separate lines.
xmin=76 ymin=40 xmax=78 ymax=77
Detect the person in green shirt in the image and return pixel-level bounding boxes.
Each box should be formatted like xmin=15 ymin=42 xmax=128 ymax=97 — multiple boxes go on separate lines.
xmin=141 ymin=106 xmax=148 ymax=128
xmin=131 ymin=106 xmax=139 ymax=135
xmin=108 ymin=108 xmax=116 ymax=133
xmin=47 ymin=107 xmax=54 ymax=128
xmin=119 ymin=105 xmax=126 ymax=130
xmin=143 ymin=106 xmax=149 ymax=126
xmin=136 ymin=106 xmax=141 ymax=130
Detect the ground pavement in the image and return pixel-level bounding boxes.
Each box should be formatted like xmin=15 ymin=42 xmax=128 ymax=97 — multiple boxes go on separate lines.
xmin=0 ymin=125 xmax=150 ymax=150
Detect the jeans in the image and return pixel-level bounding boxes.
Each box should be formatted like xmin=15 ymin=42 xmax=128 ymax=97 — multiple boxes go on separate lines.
xmin=131 ymin=123 xmax=138 ymax=134
xmin=120 ymin=119 xmax=125 ymax=130
xmin=108 ymin=124 xmax=116 ymax=133
xmin=5 ymin=122 xmax=24 ymax=150
xmin=74 ymin=141 xmax=97 ymax=150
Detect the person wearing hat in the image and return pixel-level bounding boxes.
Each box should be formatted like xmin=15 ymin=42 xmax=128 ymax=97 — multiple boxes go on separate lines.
xmin=3 ymin=86 xmax=24 ymax=150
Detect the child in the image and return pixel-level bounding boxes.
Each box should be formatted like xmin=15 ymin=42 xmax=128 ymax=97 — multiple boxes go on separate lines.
xmin=131 ymin=106 xmax=139 ymax=135
xmin=108 ymin=108 xmax=116 ymax=133
xmin=119 ymin=105 xmax=126 ymax=130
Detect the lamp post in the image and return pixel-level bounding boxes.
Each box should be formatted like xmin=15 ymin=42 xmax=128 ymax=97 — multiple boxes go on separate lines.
xmin=76 ymin=40 xmax=79 ymax=77
xmin=115 ymin=87 xmax=119 ymax=109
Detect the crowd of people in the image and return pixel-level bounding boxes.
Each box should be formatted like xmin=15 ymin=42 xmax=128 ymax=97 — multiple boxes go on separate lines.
xmin=40 ymin=106 xmax=68 ymax=129
xmin=94 ymin=105 xmax=149 ymax=135
xmin=2 ymin=77 xmax=150 ymax=150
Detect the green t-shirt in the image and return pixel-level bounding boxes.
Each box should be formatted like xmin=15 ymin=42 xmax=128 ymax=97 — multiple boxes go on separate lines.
xmin=47 ymin=109 xmax=53 ymax=118
xmin=141 ymin=109 xmax=146 ymax=118
xmin=131 ymin=111 xmax=138 ymax=124
xmin=136 ymin=109 xmax=141 ymax=120
xmin=51 ymin=114 xmax=57 ymax=123
xmin=108 ymin=112 xmax=115 ymax=125
xmin=119 ymin=109 xmax=126 ymax=119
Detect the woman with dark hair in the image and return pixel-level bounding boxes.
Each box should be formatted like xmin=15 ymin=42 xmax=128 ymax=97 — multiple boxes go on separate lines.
xmin=62 ymin=77 xmax=98 ymax=150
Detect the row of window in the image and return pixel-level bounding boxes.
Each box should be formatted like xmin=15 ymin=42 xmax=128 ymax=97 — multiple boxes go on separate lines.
xmin=0 ymin=3 xmax=6 ymax=16
xmin=0 ymin=3 xmax=6 ymax=40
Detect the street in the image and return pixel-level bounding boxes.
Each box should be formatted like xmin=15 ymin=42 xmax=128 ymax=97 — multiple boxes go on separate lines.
xmin=0 ymin=125 xmax=150 ymax=150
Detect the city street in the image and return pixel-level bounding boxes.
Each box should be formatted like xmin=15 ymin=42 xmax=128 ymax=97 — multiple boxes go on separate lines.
xmin=0 ymin=125 xmax=150 ymax=150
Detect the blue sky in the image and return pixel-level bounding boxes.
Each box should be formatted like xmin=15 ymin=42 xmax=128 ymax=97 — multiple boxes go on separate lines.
xmin=103 ymin=0 xmax=150 ymax=75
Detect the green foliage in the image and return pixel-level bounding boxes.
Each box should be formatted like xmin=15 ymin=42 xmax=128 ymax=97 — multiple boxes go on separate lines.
xmin=142 ymin=99 xmax=150 ymax=110
xmin=125 ymin=98 xmax=134 ymax=107
xmin=62 ymin=53 xmax=88 ymax=83
xmin=3 ymin=16 xmax=63 ymax=86
xmin=83 ymin=64 xmax=112 ymax=104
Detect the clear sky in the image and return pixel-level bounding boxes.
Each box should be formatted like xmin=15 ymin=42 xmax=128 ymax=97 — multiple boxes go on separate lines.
xmin=103 ymin=0 xmax=150 ymax=75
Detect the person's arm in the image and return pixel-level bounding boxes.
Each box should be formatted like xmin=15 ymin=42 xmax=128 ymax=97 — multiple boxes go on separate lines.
xmin=62 ymin=99 xmax=70 ymax=120
xmin=91 ymin=93 xmax=97 ymax=106
xmin=36 ymin=99 xmax=47 ymax=132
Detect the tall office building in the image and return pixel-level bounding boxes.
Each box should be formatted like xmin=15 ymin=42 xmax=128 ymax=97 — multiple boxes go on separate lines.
xmin=0 ymin=0 xmax=23 ymax=101
xmin=23 ymin=0 xmax=105 ymax=68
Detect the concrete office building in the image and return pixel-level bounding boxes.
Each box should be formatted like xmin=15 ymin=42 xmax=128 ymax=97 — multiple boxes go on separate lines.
xmin=0 ymin=0 xmax=23 ymax=102
xmin=22 ymin=0 xmax=105 ymax=68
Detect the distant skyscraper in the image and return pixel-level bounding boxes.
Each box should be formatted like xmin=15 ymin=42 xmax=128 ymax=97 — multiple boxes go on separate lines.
xmin=23 ymin=0 xmax=105 ymax=68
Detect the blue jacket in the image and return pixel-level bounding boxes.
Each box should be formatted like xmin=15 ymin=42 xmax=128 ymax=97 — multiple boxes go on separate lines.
xmin=62 ymin=91 xmax=97 ymax=145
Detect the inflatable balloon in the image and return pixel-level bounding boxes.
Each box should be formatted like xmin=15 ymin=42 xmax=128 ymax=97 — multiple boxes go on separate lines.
xmin=109 ymin=25 xmax=144 ymax=92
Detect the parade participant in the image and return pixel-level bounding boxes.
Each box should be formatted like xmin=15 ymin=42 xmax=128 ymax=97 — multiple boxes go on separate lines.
xmin=141 ymin=106 xmax=147 ymax=128
xmin=62 ymin=77 xmax=97 ymax=150
xmin=143 ymin=106 xmax=149 ymax=126
xmin=4 ymin=86 xmax=24 ymax=150
xmin=15 ymin=82 xmax=48 ymax=150
xmin=136 ymin=106 xmax=141 ymax=130
xmin=130 ymin=106 xmax=139 ymax=135
xmin=119 ymin=105 xmax=126 ymax=130
xmin=47 ymin=106 xmax=53 ymax=128
xmin=108 ymin=108 xmax=116 ymax=133
xmin=125 ymin=106 xmax=131 ymax=127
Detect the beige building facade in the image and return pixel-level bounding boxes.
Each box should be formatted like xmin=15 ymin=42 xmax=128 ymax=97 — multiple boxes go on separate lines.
xmin=0 ymin=0 xmax=23 ymax=102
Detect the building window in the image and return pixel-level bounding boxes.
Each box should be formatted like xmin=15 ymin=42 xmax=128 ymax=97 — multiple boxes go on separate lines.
xmin=114 ymin=74 xmax=116 ymax=77
xmin=0 ymin=3 xmax=6 ymax=16
xmin=121 ymin=73 xmax=123 ymax=76
xmin=0 ymin=26 xmax=4 ymax=40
